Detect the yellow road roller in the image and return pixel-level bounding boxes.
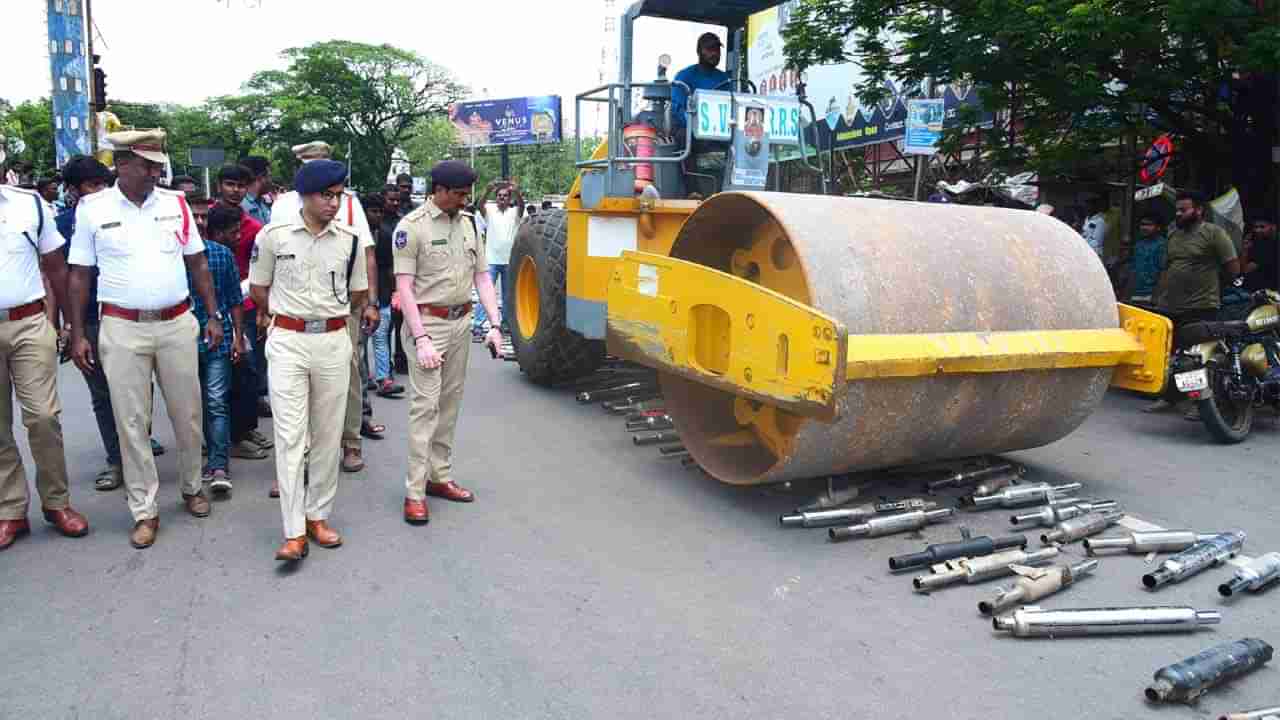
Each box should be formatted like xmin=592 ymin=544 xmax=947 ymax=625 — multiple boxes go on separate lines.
xmin=507 ymin=0 xmax=1171 ymax=485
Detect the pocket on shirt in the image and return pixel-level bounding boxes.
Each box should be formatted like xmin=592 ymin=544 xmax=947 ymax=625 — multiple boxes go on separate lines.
xmin=424 ymin=249 xmax=450 ymax=273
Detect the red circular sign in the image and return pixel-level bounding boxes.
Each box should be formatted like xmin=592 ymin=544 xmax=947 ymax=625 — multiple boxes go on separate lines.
xmin=1140 ymin=134 xmax=1173 ymax=184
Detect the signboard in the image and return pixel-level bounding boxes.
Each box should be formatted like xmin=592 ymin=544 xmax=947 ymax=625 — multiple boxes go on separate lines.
xmin=691 ymin=91 xmax=802 ymax=146
xmin=747 ymin=2 xmax=990 ymax=153
xmin=1139 ymin=134 xmax=1173 ymax=184
xmin=189 ymin=148 xmax=226 ymax=168
xmin=46 ymin=0 xmax=91 ymax=167
xmin=905 ymin=99 xmax=945 ymax=155
xmin=448 ymin=95 xmax=562 ymax=147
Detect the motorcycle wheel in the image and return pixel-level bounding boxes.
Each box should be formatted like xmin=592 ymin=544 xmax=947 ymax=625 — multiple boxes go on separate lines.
xmin=1198 ymin=369 xmax=1254 ymax=443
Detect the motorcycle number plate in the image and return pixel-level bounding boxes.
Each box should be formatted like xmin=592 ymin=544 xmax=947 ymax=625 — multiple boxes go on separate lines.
xmin=1175 ymin=368 xmax=1209 ymax=392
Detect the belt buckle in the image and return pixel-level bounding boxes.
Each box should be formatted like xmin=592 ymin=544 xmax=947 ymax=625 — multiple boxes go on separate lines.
xmin=450 ymin=305 xmax=465 ymax=319
xmin=138 ymin=309 xmax=162 ymax=322
xmin=304 ymin=319 xmax=327 ymax=334
xmin=0 ymin=309 xmax=10 ymax=322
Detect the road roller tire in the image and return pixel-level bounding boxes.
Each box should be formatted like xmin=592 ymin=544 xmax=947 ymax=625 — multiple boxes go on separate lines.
xmin=507 ymin=209 xmax=604 ymax=384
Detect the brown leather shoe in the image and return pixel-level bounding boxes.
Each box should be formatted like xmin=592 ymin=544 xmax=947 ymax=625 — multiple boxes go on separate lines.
xmin=0 ymin=519 xmax=31 ymax=550
xmin=274 ymin=536 xmax=309 ymax=561
xmin=403 ymin=498 xmax=430 ymax=525
xmin=130 ymin=518 xmax=159 ymax=549
xmin=425 ymin=481 xmax=474 ymax=503
xmin=183 ymin=492 xmax=211 ymax=518
xmin=341 ymin=448 xmax=365 ymax=473
xmin=305 ymin=519 xmax=343 ymax=548
xmin=42 ymin=507 xmax=89 ymax=537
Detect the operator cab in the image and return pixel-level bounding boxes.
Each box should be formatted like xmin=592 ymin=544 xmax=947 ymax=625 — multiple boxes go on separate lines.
xmin=573 ymin=0 xmax=817 ymax=207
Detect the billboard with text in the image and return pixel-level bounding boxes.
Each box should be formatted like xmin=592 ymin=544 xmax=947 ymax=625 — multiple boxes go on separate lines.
xmin=448 ymin=95 xmax=562 ymax=148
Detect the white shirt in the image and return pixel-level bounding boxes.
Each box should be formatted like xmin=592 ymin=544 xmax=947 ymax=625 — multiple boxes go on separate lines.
xmin=0 ymin=185 xmax=64 ymax=309
xmin=69 ymin=185 xmax=206 ymax=310
xmin=484 ymin=204 xmax=520 ymax=266
xmin=1083 ymin=213 xmax=1107 ymax=258
xmin=270 ymin=189 xmax=373 ymax=251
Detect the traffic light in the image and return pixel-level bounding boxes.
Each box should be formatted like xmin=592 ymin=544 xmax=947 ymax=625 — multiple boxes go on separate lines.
xmin=91 ymin=54 xmax=107 ymax=112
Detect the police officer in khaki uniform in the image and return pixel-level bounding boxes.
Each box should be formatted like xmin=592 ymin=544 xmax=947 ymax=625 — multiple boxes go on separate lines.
xmin=68 ymin=129 xmax=223 ymax=549
xmin=0 ymin=183 xmax=89 ymax=550
xmin=271 ymin=142 xmax=381 ymax=473
xmin=250 ymin=160 xmax=369 ymax=562
xmin=394 ymin=161 xmax=502 ymax=525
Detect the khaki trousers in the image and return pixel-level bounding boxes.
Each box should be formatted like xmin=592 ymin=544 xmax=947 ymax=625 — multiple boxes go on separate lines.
xmin=99 ymin=312 xmax=203 ymax=521
xmin=266 ymin=326 xmax=351 ymax=539
xmin=342 ymin=311 xmax=362 ymax=451
xmin=402 ymin=313 xmax=471 ymax=500
xmin=0 ymin=313 xmax=70 ymax=519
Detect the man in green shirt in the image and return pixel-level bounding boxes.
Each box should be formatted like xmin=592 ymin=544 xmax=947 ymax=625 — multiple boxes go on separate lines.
xmin=1160 ymin=191 xmax=1240 ymax=322
xmin=1145 ymin=191 xmax=1241 ymax=416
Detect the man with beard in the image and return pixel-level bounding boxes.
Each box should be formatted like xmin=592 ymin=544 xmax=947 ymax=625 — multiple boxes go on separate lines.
xmin=1145 ymin=192 xmax=1241 ymax=417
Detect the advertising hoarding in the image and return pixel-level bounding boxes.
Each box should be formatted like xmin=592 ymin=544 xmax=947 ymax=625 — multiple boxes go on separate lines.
xmin=746 ymin=2 xmax=989 ymax=153
xmin=905 ymin=99 xmax=945 ymax=155
xmin=448 ymin=95 xmax=562 ymax=148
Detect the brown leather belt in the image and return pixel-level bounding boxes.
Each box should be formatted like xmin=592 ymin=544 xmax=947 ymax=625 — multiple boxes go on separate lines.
xmin=273 ymin=315 xmax=347 ymax=333
xmin=0 ymin=299 xmax=45 ymax=322
xmin=419 ymin=302 xmax=473 ymax=320
xmin=101 ymin=299 xmax=190 ymax=323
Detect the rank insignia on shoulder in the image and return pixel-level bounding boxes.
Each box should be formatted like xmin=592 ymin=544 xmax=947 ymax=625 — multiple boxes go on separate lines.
xmin=250 ymin=244 xmax=260 ymax=263
xmin=394 ymin=230 xmax=408 ymax=249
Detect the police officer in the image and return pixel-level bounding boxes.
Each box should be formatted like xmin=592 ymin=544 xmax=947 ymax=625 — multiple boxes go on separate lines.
xmin=250 ymin=160 xmax=369 ymax=562
xmin=394 ymin=161 xmax=502 ymax=525
xmin=67 ymin=129 xmax=223 ymax=549
xmin=0 ymin=182 xmax=89 ymax=550
xmin=271 ymin=142 xmax=381 ymax=473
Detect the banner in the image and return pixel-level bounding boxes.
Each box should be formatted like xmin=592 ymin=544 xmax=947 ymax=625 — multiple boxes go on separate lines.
xmin=448 ymin=96 xmax=562 ymax=148
xmin=746 ymin=2 xmax=989 ymax=153
xmin=905 ymin=99 xmax=945 ymax=155
xmin=47 ymin=0 xmax=92 ymax=167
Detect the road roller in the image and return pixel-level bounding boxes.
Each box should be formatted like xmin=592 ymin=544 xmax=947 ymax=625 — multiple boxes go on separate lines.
xmin=507 ymin=0 xmax=1172 ymax=485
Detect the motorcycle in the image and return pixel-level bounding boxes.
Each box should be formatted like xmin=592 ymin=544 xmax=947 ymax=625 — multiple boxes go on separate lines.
xmin=1169 ymin=290 xmax=1280 ymax=443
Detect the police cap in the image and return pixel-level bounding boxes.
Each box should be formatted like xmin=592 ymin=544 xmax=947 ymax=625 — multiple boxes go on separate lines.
xmin=430 ymin=161 xmax=477 ymax=190
xmin=294 ymin=159 xmax=348 ymax=195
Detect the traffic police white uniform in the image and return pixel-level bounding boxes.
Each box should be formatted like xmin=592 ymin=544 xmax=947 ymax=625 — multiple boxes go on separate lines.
xmin=0 ymin=184 xmax=88 ymax=549
xmin=68 ymin=129 xmax=219 ymax=548
xmin=270 ymin=141 xmax=376 ymax=471
xmin=252 ymin=159 xmax=368 ymax=561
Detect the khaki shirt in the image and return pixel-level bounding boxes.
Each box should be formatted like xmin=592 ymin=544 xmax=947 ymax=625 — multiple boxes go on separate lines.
xmin=1163 ymin=220 xmax=1237 ymax=313
xmin=392 ymin=198 xmax=486 ymax=307
xmin=248 ymin=219 xmax=369 ymax=320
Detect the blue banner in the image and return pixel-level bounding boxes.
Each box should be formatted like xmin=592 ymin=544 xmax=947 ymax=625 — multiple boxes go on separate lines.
xmin=47 ymin=0 xmax=92 ymax=167
xmin=448 ymin=96 xmax=562 ymax=147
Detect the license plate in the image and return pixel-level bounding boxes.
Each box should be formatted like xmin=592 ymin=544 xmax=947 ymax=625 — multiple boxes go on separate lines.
xmin=1175 ymin=369 xmax=1209 ymax=392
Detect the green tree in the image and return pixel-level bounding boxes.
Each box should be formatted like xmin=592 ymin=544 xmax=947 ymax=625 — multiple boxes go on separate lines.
xmin=2 ymin=98 xmax=56 ymax=177
xmin=783 ymin=0 xmax=1280 ymax=195
xmin=241 ymin=41 xmax=467 ymax=190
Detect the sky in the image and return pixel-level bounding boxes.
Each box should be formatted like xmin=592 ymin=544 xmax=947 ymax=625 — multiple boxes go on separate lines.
xmin=4 ymin=0 xmax=721 ymax=137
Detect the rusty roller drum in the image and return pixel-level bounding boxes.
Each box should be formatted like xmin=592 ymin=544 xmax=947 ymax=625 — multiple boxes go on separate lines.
xmin=659 ymin=192 xmax=1117 ymax=485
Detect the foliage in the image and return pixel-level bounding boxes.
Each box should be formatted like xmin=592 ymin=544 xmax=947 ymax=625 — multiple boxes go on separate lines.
xmin=782 ymin=0 xmax=1280 ymax=188
xmin=236 ymin=40 xmax=467 ymax=190
xmin=1 ymin=98 xmax=56 ymax=177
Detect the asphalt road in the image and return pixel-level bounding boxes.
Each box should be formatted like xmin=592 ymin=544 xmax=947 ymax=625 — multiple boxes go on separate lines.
xmin=3 ymin=348 xmax=1278 ymax=720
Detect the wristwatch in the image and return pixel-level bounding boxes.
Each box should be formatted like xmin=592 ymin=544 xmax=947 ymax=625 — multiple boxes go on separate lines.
xmin=212 ymin=310 xmax=226 ymax=323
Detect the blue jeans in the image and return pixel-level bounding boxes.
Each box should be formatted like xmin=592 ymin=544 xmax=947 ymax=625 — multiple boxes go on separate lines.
xmin=474 ymin=264 xmax=507 ymax=331
xmin=199 ymin=352 xmax=232 ymax=472
xmin=371 ymin=304 xmax=392 ymax=382
xmin=80 ymin=323 xmax=121 ymax=466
